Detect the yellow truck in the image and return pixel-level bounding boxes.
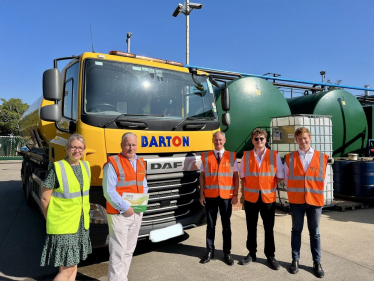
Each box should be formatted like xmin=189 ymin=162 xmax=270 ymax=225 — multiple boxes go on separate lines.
xmin=19 ymin=50 xmax=224 ymax=247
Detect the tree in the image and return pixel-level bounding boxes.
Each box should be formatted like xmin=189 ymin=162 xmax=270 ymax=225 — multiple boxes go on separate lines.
xmin=0 ymin=98 xmax=29 ymax=136
xmin=327 ymin=79 xmax=342 ymax=91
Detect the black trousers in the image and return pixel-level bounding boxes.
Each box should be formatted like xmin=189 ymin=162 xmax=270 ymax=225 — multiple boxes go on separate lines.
xmin=244 ymin=195 xmax=276 ymax=258
xmin=205 ymin=196 xmax=232 ymax=254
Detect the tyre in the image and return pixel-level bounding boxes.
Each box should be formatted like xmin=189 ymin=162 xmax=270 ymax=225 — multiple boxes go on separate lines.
xmin=25 ymin=170 xmax=36 ymax=208
xmin=21 ymin=161 xmax=27 ymax=190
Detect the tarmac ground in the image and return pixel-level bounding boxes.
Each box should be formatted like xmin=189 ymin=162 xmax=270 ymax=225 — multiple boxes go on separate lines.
xmin=1 ymin=160 xmax=373 ymax=280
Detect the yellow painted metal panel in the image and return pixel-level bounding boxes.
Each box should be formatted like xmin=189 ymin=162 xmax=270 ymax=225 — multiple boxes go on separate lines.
xmin=104 ymin=129 xmax=215 ymax=154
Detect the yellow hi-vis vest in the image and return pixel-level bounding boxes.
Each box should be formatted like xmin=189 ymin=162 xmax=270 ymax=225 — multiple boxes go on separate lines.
xmin=46 ymin=159 xmax=91 ymax=234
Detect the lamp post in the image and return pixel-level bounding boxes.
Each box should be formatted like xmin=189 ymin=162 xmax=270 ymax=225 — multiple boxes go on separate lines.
xmin=172 ymin=1 xmax=203 ymax=65
xmin=126 ymin=32 xmax=133 ymax=53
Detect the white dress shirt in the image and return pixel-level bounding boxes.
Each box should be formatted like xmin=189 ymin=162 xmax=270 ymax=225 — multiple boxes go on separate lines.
xmin=284 ymin=147 xmax=328 ymax=188
xmin=239 ymin=148 xmax=284 ymax=179
xmin=103 ymin=154 xmax=148 ymax=213
xmin=200 ymin=148 xmax=239 ymax=172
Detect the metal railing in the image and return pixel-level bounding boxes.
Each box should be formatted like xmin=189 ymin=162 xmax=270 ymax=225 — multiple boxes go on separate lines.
xmin=0 ymin=136 xmax=25 ymax=160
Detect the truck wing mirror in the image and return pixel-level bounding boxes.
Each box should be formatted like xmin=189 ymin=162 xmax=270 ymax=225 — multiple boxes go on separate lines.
xmin=221 ymin=112 xmax=230 ymax=132
xmin=40 ymin=104 xmax=62 ymax=122
xmin=222 ymin=87 xmax=230 ymax=111
xmin=43 ymin=69 xmax=63 ymax=101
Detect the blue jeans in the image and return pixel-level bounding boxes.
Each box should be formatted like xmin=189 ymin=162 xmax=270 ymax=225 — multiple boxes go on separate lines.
xmin=289 ymin=203 xmax=322 ymax=262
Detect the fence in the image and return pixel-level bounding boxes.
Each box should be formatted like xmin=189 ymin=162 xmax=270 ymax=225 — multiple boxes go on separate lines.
xmin=0 ymin=136 xmax=25 ymax=160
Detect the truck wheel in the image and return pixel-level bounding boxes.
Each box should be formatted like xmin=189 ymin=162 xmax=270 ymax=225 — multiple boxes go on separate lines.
xmin=25 ymin=172 xmax=36 ymax=208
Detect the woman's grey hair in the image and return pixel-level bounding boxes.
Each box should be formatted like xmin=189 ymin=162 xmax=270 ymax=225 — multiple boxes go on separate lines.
xmin=213 ymin=131 xmax=225 ymax=139
xmin=65 ymin=133 xmax=86 ymax=151
xmin=121 ymin=132 xmax=138 ymax=144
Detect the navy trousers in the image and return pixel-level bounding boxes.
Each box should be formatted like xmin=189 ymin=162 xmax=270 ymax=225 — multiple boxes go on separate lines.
xmin=244 ymin=195 xmax=276 ymax=258
xmin=289 ymin=203 xmax=322 ymax=262
xmin=205 ymin=196 xmax=232 ymax=254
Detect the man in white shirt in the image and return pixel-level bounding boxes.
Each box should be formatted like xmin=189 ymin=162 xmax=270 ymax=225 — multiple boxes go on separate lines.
xmin=103 ymin=132 xmax=148 ymax=281
xmin=284 ymin=127 xmax=328 ymax=278
xmin=239 ymin=128 xmax=284 ymax=270
xmin=199 ymin=131 xmax=239 ymax=265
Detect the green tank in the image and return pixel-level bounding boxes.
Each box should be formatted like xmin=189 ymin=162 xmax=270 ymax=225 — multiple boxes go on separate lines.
xmin=287 ymin=89 xmax=368 ymax=157
xmin=215 ymin=77 xmax=291 ymax=158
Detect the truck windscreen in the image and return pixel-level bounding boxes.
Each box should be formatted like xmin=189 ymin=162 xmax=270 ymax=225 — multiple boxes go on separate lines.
xmin=83 ymin=59 xmax=218 ymax=120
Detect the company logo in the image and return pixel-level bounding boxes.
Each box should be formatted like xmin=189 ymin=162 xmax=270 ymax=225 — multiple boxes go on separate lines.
xmin=141 ymin=136 xmax=190 ymax=147
xmin=150 ymin=162 xmax=183 ymax=170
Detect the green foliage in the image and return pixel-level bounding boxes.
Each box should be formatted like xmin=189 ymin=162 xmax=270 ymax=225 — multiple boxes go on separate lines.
xmin=327 ymin=79 xmax=342 ymax=91
xmin=0 ymin=98 xmax=29 ymax=136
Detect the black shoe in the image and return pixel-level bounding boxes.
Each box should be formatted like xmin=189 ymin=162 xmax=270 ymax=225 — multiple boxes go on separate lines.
xmin=251 ymin=254 xmax=257 ymax=262
xmin=313 ymin=262 xmax=325 ymax=278
xmin=223 ymin=253 xmax=234 ymax=266
xmin=200 ymin=251 xmax=214 ymax=264
xmin=239 ymin=253 xmax=252 ymax=265
xmin=267 ymin=256 xmax=280 ymax=270
xmin=289 ymin=259 xmax=299 ymax=274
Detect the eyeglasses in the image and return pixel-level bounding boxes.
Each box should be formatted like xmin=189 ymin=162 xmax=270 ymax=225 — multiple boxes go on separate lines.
xmin=69 ymin=146 xmax=85 ymax=151
xmin=254 ymin=137 xmax=265 ymax=142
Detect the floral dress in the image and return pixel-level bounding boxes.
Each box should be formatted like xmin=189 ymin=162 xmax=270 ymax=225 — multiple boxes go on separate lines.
xmin=40 ymin=164 xmax=92 ymax=267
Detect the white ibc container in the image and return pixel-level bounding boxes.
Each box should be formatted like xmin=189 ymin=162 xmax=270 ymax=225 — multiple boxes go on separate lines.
xmin=270 ymin=115 xmax=333 ymax=158
xmin=272 ymin=115 xmax=333 ymax=208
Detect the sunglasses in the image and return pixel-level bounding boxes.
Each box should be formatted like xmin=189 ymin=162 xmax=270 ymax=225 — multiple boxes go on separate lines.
xmin=254 ymin=137 xmax=265 ymax=141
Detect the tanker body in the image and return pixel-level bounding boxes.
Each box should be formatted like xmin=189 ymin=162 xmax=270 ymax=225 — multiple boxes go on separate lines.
xmin=19 ymin=51 xmax=222 ymax=247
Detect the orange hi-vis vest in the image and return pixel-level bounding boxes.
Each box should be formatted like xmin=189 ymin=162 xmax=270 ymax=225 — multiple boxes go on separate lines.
xmin=285 ymin=150 xmax=328 ymax=207
xmin=242 ymin=149 xmax=278 ymax=203
xmin=201 ymin=151 xmax=236 ymax=199
xmin=106 ymin=153 xmax=146 ymax=214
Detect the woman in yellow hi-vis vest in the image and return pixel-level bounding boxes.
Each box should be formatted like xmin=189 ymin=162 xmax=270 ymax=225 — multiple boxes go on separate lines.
xmin=40 ymin=134 xmax=91 ymax=281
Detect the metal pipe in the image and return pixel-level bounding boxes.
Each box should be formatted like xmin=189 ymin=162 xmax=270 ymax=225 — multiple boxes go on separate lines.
xmin=365 ymin=85 xmax=370 ymax=96
xmin=126 ymin=32 xmax=132 ymax=53
xmin=202 ymin=69 xmax=242 ymax=78
xmin=273 ymin=82 xmax=324 ymax=92
xmin=209 ymin=74 xmax=236 ymax=81
xmin=186 ymin=0 xmax=189 ymax=65
xmin=185 ymin=64 xmax=374 ymax=92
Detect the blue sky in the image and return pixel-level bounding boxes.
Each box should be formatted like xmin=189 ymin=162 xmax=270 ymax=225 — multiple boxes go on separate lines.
xmin=0 ymin=0 xmax=373 ymax=106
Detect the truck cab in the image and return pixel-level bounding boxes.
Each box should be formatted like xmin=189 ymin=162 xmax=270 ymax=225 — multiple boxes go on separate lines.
xmin=20 ymin=51 xmax=220 ymax=247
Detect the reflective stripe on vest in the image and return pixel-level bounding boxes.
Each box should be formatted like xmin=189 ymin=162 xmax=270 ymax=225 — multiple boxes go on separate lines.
xmin=112 ymin=155 xmax=144 ymax=188
xmin=47 ymin=160 xmax=91 ymax=234
xmin=52 ymin=160 xmax=90 ymax=199
xmin=244 ymin=150 xmax=276 ymax=177
xmin=202 ymin=151 xmax=236 ymax=199
xmin=106 ymin=154 xmax=146 ymax=214
xmin=243 ymin=150 xmax=278 ymax=203
xmin=288 ymin=152 xmax=325 ymax=183
xmin=204 ymin=151 xmax=234 ymax=178
xmin=286 ymin=151 xmax=327 ymax=206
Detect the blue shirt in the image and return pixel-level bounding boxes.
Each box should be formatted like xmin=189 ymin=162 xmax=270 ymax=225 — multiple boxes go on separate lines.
xmin=103 ymin=154 xmax=148 ymax=213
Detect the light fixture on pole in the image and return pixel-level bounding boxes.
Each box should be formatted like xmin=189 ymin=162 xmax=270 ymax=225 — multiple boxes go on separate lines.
xmin=126 ymin=32 xmax=133 ymax=53
xmin=172 ymin=1 xmax=203 ymax=65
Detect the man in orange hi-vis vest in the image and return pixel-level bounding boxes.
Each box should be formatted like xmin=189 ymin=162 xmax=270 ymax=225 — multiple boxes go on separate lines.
xmin=199 ymin=131 xmax=239 ymax=266
xmin=103 ymin=132 xmax=148 ymax=281
xmin=239 ymin=128 xmax=284 ymax=270
xmin=284 ymin=127 xmax=328 ymax=279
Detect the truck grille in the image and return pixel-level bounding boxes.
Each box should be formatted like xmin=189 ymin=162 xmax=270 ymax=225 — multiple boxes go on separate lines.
xmin=143 ymin=172 xmax=199 ymax=225
xmin=142 ymin=210 xmax=190 ymax=224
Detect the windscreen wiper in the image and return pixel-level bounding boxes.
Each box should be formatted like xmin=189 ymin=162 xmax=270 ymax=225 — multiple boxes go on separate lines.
xmin=172 ymin=116 xmax=215 ymax=131
xmin=102 ymin=113 xmax=163 ymax=128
